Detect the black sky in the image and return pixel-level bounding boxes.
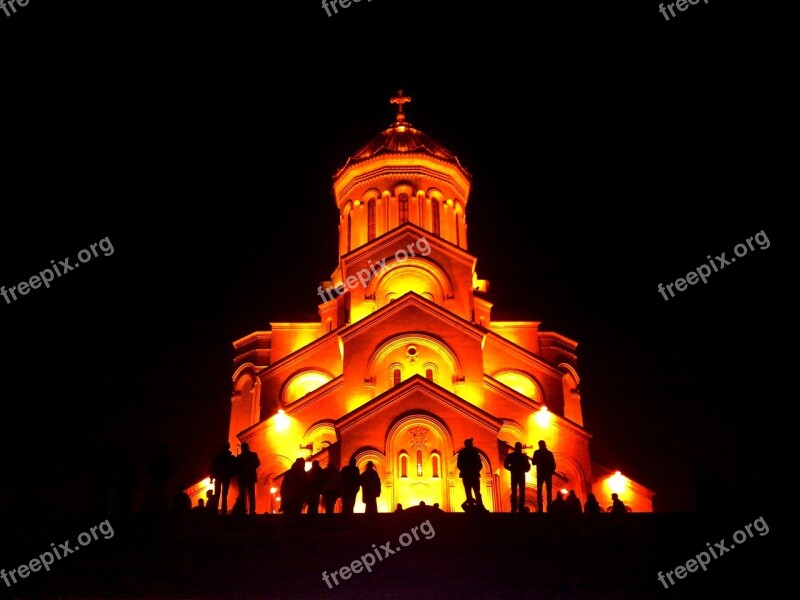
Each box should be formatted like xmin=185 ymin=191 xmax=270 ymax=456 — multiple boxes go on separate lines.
xmin=1 ymin=0 xmax=790 ymax=517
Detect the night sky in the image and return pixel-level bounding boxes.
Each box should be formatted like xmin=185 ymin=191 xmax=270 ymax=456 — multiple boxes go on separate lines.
xmin=1 ymin=1 xmax=788 ymax=519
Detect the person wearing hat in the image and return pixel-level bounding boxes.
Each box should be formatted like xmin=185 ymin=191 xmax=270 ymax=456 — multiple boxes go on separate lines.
xmin=503 ymin=441 xmax=531 ymax=513
xmin=456 ymin=438 xmax=486 ymax=511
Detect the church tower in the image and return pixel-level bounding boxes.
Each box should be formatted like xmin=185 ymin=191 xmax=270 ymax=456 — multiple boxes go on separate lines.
xmin=190 ymin=92 xmax=655 ymax=514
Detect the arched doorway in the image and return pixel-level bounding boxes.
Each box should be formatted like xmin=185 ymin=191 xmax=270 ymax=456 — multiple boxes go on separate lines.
xmin=387 ymin=414 xmax=452 ymax=511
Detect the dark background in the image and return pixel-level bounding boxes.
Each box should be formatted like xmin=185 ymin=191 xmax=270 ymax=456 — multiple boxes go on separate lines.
xmin=1 ymin=0 xmax=789 ymax=524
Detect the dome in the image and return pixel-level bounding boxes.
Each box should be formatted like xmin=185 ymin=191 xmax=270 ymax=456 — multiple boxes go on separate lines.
xmin=350 ymin=123 xmax=457 ymax=161
xmin=334 ymin=90 xmax=469 ymax=178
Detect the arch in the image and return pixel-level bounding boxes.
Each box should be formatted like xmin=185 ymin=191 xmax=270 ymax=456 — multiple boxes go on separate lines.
xmin=498 ymin=420 xmax=527 ymax=447
xmin=491 ymin=369 xmax=542 ymax=402
xmin=280 ymin=369 xmax=334 ymax=405
xmin=366 ymin=333 xmax=464 ymax=393
xmin=386 ymin=413 xmax=454 ymax=511
xmin=430 ymin=450 xmax=441 ymax=478
xmin=361 ymin=188 xmax=381 ymax=203
xmin=367 ymin=257 xmax=455 ymax=308
xmin=551 ymin=452 xmax=589 ymax=498
xmin=302 ymin=421 xmax=338 ymax=451
xmin=232 ymin=371 xmax=259 ymax=427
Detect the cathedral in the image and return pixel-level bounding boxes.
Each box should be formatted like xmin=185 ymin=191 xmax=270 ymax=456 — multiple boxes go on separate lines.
xmin=190 ymin=92 xmax=655 ymax=514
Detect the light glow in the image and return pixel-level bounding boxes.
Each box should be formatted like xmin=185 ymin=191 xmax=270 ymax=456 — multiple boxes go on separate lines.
xmin=274 ymin=409 xmax=290 ymax=432
xmin=534 ymin=406 xmax=552 ymax=427
xmin=607 ymin=471 xmax=627 ymax=494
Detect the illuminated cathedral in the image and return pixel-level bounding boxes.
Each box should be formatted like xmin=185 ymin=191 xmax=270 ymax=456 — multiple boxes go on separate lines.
xmin=191 ymin=92 xmax=655 ymax=513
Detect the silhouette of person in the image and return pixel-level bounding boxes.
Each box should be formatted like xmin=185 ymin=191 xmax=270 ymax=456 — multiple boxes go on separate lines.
xmin=394 ymin=503 xmax=404 ymax=512
xmin=550 ymin=490 xmax=568 ymax=516
xmin=304 ymin=459 xmax=325 ymax=514
xmin=280 ymin=458 xmax=308 ymax=516
xmin=211 ymin=442 xmax=237 ymax=515
xmin=432 ymin=502 xmax=445 ymax=514
xmin=321 ymin=462 xmax=342 ymax=514
xmin=172 ymin=485 xmax=191 ymax=514
xmin=610 ymin=493 xmax=628 ymax=514
xmin=205 ymin=489 xmax=219 ymax=514
xmin=532 ymin=440 xmax=556 ymax=513
xmin=503 ymin=442 xmax=531 ymax=513
xmin=565 ymin=489 xmax=582 ymax=516
xmin=235 ymin=442 xmax=261 ymax=515
xmin=457 ymin=438 xmax=486 ymax=511
xmin=584 ymin=493 xmax=602 ymax=514
xmin=340 ymin=457 xmax=361 ymax=515
xmin=360 ymin=461 xmax=381 ymax=514
xmin=193 ymin=498 xmax=206 ymax=511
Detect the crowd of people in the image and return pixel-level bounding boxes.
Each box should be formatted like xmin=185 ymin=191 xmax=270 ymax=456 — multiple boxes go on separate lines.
xmin=173 ymin=438 xmax=630 ymax=516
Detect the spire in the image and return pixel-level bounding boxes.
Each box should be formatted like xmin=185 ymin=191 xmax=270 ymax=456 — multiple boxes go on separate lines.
xmin=390 ymin=89 xmax=412 ymax=125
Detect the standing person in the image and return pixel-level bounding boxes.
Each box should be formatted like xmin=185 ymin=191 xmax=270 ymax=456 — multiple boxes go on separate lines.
xmin=210 ymin=442 xmax=237 ymax=515
xmin=565 ymin=489 xmax=582 ymax=516
xmin=584 ymin=493 xmax=602 ymax=514
xmin=503 ymin=442 xmax=531 ymax=513
xmin=339 ymin=457 xmax=361 ymax=515
xmin=235 ymin=443 xmax=261 ymax=515
xmin=359 ymin=461 xmax=381 ymax=514
xmin=205 ymin=489 xmax=219 ymax=514
xmin=305 ymin=460 xmax=325 ymax=514
xmin=457 ymin=438 xmax=486 ymax=512
xmin=280 ymin=458 xmax=308 ymax=516
xmin=532 ymin=440 xmax=556 ymax=513
xmin=321 ymin=462 xmax=342 ymax=514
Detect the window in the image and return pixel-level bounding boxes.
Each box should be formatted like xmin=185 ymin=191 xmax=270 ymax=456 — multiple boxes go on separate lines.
xmin=425 ymin=368 xmax=433 ymax=381
xmin=367 ymin=199 xmax=376 ymax=241
xmin=347 ymin=211 xmax=352 ymax=252
xmin=400 ymin=455 xmax=408 ymax=478
xmin=399 ymin=193 xmax=409 ymax=224
xmin=416 ymin=449 xmax=423 ymax=476
xmin=393 ymin=369 xmax=401 ymax=386
xmin=431 ymin=454 xmax=439 ymax=478
xmin=431 ymin=199 xmax=440 ymax=236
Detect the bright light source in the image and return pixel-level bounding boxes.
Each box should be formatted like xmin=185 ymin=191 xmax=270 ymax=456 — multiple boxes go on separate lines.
xmin=534 ymin=406 xmax=551 ymax=427
xmin=274 ymin=409 xmax=290 ymax=432
xmin=608 ymin=471 xmax=627 ymax=494
xmin=270 ymin=487 xmax=277 ymax=494
xmin=560 ymin=488 xmax=568 ymax=496
xmin=304 ymin=461 xmax=312 ymax=472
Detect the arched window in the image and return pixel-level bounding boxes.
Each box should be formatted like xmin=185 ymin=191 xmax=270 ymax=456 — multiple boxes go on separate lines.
xmin=416 ymin=449 xmax=423 ymax=476
xmin=431 ymin=453 xmax=440 ymax=478
xmin=367 ymin=199 xmax=376 ymax=241
xmin=393 ymin=369 xmax=401 ymax=386
xmin=400 ymin=455 xmax=408 ymax=478
xmin=431 ymin=199 xmax=440 ymax=236
xmin=347 ymin=210 xmax=352 ymax=252
xmin=425 ymin=368 xmax=433 ymax=381
xmin=399 ymin=193 xmax=409 ymax=224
